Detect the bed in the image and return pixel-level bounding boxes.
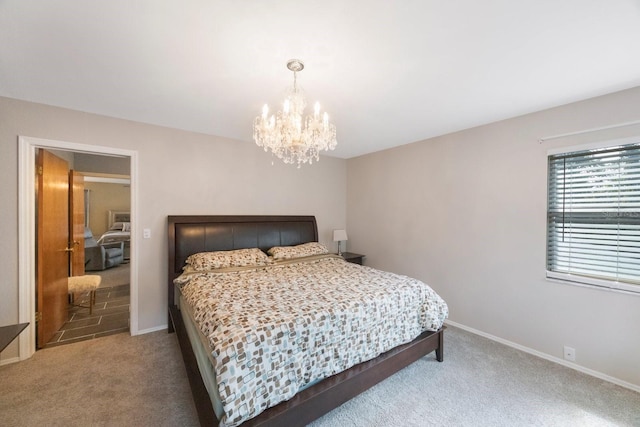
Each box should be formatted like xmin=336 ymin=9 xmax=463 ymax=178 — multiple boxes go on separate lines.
xmin=98 ymin=212 xmax=131 ymax=259
xmin=96 ymin=227 xmax=130 ymax=245
xmin=167 ymin=215 xmax=448 ymax=426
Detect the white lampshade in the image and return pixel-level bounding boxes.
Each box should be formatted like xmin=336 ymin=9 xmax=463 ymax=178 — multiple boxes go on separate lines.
xmin=333 ymin=229 xmax=348 ymax=242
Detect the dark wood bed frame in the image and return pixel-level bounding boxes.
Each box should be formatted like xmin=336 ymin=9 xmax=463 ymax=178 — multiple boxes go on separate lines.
xmin=167 ymin=215 xmax=444 ymax=426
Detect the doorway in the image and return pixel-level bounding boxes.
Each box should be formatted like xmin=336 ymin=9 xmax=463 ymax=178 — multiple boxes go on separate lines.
xmin=18 ymin=136 xmax=138 ymax=360
xmin=41 ymin=157 xmax=132 ymax=348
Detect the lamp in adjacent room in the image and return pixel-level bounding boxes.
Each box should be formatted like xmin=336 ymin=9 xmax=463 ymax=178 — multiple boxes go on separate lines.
xmin=333 ymin=229 xmax=348 ymax=256
xmin=253 ymin=59 xmax=337 ymax=167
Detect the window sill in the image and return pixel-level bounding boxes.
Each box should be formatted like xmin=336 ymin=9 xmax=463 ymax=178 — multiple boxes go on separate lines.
xmin=546 ymin=272 xmax=640 ymax=296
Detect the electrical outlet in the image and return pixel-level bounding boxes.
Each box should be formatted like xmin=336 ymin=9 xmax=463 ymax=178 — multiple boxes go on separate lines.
xmin=143 ymin=228 xmax=151 ymax=239
xmin=564 ymin=345 xmax=576 ymax=362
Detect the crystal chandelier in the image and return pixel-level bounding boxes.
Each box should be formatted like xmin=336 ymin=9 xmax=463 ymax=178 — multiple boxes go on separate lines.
xmin=253 ymin=59 xmax=337 ymax=167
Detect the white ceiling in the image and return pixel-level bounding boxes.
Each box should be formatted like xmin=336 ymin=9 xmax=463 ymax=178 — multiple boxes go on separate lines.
xmin=1 ymin=1 xmax=639 ymax=159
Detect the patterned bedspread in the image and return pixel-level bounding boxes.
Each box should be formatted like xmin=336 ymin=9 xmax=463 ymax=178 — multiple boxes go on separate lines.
xmin=176 ymin=254 xmax=448 ymax=426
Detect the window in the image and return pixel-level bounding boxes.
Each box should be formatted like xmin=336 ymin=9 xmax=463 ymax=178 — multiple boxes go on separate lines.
xmin=547 ymin=141 xmax=640 ymax=293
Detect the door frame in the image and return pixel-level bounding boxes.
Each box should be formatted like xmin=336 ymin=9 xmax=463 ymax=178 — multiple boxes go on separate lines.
xmin=18 ymin=136 xmax=139 ymax=359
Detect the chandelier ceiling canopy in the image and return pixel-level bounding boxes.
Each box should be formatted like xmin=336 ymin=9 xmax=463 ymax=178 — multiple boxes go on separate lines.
xmin=253 ymin=59 xmax=337 ymax=167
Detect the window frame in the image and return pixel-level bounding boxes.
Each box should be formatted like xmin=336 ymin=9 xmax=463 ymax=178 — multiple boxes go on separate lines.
xmin=546 ymin=136 xmax=640 ymax=295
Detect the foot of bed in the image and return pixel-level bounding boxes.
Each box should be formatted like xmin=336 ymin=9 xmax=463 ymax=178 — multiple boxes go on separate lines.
xmin=167 ymin=308 xmax=175 ymax=334
xmin=436 ymin=327 xmax=444 ymax=362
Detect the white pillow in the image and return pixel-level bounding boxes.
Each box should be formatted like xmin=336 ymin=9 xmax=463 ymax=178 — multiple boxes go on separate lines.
xmin=267 ymin=242 xmax=328 ymax=260
xmin=184 ymin=248 xmax=270 ymax=271
xmin=110 ymin=222 xmax=124 ymax=231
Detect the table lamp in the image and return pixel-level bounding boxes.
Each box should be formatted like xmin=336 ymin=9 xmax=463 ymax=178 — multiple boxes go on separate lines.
xmin=333 ymin=229 xmax=348 ymax=256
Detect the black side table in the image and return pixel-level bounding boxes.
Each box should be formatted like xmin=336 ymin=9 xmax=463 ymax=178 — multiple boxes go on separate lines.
xmin=0 ymin=323 xmax=29 ymax=352
xmin=340 ymin=252 xmax=365 ymax=265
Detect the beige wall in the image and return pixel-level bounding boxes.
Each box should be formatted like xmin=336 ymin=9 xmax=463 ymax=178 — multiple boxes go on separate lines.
xmin=84 ymin=181 xmax=131 ymax=236
xmin=347 ymin=86 xmax=640 ymax=389
xmin=75 ymin=152 xmax=130 ymax=176
xmin=3 ymin=88 xmax=639 ymax=389
xmin=0 ymin=96 xmax=347 ymax=360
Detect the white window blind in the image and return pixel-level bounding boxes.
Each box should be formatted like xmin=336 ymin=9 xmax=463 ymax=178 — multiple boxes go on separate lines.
xmin=547 ymin=142 xmax=640 ymax=292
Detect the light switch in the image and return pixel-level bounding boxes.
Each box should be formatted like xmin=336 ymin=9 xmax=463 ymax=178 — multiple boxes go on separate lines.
xmin=143 ymin=228 xmax=151 ymax=239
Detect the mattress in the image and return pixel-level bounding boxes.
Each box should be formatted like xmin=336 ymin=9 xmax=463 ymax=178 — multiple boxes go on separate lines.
xmin=96 ymin=230 xmax=130 ymax=245
xmin=178 ymin=291 xmax=226 ymax=419
xmin=175 ymin=253 xmax=448 ymax=426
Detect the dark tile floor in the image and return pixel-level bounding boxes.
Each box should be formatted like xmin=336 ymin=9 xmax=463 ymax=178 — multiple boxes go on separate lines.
xmin=45 ymin=283 xmax=130 ymax=348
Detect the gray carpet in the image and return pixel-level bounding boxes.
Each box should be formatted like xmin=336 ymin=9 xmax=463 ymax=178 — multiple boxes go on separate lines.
xmin=1 ymin=330 xmax=197 ymax=426
xmin=1 ymin=327 xmax=639 ymax=426
xmin=94 ymin=262 xmax=130 ymax=288
xmin=311 ymin=327 xmax=640 ymax=427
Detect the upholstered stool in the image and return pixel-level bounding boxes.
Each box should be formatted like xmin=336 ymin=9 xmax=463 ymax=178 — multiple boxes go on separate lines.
xmin=68 ymin=275 xmax=102 ymax=314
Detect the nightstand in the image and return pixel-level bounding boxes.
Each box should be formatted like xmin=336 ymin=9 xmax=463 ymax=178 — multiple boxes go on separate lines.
xmin=340 ymin=252 xmax=365 ymax=265
xmin=0 ymin=322 xmax=29 ymax=352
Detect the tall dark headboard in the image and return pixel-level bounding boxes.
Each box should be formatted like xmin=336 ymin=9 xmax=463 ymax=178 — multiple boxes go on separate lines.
xmin=167 ymin=215 xmax=318 ymax=306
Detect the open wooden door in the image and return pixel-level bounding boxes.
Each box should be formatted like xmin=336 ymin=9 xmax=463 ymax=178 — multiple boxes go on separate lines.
xmin=69 ymin=170 xmax=85 ymax=277
xmin=36 ymin=150 xmax=71 ymax=348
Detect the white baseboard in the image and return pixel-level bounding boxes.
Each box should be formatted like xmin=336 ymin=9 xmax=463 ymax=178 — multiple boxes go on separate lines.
xmin=445 ymin=319 xmax=640 ymax=394
xmin=0 ymin=356 xmax=20 ymax=366
xmin=134 ymin=324 xmax=168 ymax=336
